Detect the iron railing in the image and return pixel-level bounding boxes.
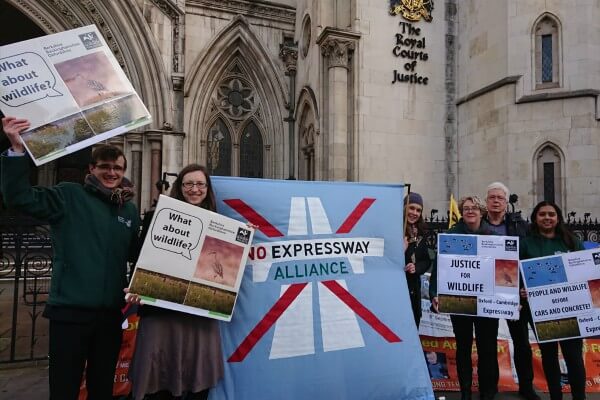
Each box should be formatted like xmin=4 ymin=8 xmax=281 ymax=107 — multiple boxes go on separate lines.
xmin=1 ymin=212 xmax=599 ymax=363
xmin=0 ymin=213 xmax=52 ymax=363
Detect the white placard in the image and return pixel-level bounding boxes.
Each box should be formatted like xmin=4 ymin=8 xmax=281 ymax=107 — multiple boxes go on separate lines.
xmin=128 ymin=195 xmax=254 ymax=321
xmin=437 ymin=233 xmax=520 ymax=319
xmin=0 ymin=25 xmax=151 ymax=165
xmin=520 ymin=248 xmax=600 ymax=342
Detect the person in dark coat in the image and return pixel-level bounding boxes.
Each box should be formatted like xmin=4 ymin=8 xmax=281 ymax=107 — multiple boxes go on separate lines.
xmin=403 ymin=192 xmax=431 ymax=328
xmin=2 ymin=116 xmax=140 ymax=400
xmin=521 ymin=201 xmax=586 ymax=400
xmin=430 ymin=195 xmax=498 ymax=400
xmin=484 ymin=181 xmax=540 ymax=400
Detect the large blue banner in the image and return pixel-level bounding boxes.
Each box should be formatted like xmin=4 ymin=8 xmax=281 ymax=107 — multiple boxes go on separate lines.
xmin=210 ymin=177 xmax=434 ymax=400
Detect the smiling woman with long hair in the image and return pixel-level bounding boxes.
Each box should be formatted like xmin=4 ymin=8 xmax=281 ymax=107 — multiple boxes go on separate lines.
xmin=521 ymin=201 xmax=586 ymax=400
xmin=127 ymin=164 xmax=223 ymax=400
xmin=403 ymin=192 xmax=431 ymax=328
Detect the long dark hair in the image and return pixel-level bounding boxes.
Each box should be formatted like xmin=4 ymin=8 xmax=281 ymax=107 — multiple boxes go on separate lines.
xmin=403 ymin=205 xmax=428 ymax=237
xmin=169 ymin=164 xmax=216 ymax=212
xmin=529 ymin=201 xmax=577 ymax=250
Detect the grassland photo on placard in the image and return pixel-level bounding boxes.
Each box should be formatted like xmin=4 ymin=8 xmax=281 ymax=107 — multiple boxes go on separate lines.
xmin=183 ymin=281 xmax=236 ymax=316
xmin=82 ymin=93 xmax=149 ymax=134
xmin=129 ymin=268 xmax=189 ymax=304
xmin=21 ymin=112 xmax=94 ymax=159
xmin=438 ymin=294 xmax=478 ymax=315
xmin=535 ymin=317 xmax=581 ymax=341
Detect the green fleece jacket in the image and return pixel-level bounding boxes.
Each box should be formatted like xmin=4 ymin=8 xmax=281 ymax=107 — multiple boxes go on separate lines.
xmin=1 ymin=155 xmax=140 ymax=310
xmin=520 ymin=233 xmax=584 ymax=260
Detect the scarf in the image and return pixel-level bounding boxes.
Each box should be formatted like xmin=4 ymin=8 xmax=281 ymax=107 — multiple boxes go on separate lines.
xmin=84 ymin=174 xmax=135 ymax=206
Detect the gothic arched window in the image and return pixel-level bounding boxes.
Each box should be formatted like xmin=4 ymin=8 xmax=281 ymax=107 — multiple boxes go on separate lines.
xmin=534 ymin=15 xmax=561 ymax=89
xmin=204 ymin=61 xmax=265 ymax=177
xmin=207 ymin=118 xmax=232 ymax=176
xmin=535 ymin=144 xmax=563 ymax=207
xmin=298 ymin=105 xmax=316 ymax=181
xmin=240 ymin=121 xmax=263 ymax=178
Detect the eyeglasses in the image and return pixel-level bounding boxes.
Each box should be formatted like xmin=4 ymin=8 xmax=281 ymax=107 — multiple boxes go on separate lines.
xmin=487 ymin=195 xmax=506 ymax=202
xmin=462 ymin=206 xmax=481 ymax=213
xmin=95 ymin=164 xmax=125 ymax=172
xmin=182 ymin=181 xmax=207 ymax=190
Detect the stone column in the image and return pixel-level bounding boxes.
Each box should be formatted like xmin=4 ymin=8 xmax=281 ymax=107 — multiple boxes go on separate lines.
xmin=145 ymin=131 xmax=164 ymax=205
xmin=127 ymin=135 xmax=143 ymax=210
xmin=318 ymin=28 xmax=360 ymax=181
xmin=279 ymin=41 xmax=298 ymax=179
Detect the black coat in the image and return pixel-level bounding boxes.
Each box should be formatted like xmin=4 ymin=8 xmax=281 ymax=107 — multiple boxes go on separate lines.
xmin=405 ymin=234 xmax=431 ymax=325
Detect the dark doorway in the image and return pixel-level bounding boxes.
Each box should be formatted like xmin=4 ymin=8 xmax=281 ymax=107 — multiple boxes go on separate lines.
xmin=0 ymin=2 xmax=46 ymax=46
xmin=1 ymin=3 xmax=91 ymax=185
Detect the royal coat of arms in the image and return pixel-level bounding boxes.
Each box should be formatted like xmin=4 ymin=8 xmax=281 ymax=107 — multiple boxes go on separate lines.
xmin=389 ymin=0 xmax=434 ymax=22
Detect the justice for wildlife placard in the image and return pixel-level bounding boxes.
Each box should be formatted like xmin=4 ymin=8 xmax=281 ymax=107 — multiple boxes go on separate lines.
xmin=128 ymin=195 xmax=254 ymax=321
xmin=520 ymin=248 xmax=600 ymax=342
xmin=0 ymin=24 xmax=151 ymax=165
xmin=437 ymin=233 xmax=520 ymax=319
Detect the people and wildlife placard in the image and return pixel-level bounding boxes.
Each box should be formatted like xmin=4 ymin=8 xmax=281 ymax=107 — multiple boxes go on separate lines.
xmin=520 ymin=248 xmax=600 ymax=342
xmin=437 ymin=234 xmax=520 ymax=319
xmin=0 ymin=24 xmax=151 ymax=165
xmin=128 ymin=195 xmax=254 ymax=321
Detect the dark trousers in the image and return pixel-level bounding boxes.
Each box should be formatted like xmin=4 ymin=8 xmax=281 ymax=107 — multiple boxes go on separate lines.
xmin=450 ymin=315 xmax=499 ymax=397
xmin=539 ymin=338 xmax=586 ymax=400
xmin=506 ymin=301 xmax=535 ymax=391
xmin=48 ymin=313 xmax=122 ymax=400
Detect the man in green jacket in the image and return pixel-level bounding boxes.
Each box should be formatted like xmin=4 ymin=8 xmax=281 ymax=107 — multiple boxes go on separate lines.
xmin=1 ymin=116 xmax=140 ymax=400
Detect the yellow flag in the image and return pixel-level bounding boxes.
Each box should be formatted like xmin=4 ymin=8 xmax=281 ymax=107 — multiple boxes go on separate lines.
xmin=448 ymin=194 xmax=461 ymax=228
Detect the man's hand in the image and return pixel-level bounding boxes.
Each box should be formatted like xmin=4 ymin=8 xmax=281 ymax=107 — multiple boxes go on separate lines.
xmin=2 ymin=116 xmax=30 ymax=154
xmin=404 ymin=262 xmax=416 ymax=274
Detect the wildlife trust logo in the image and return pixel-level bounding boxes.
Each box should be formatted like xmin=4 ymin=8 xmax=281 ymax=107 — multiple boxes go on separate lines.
xmin=389 ymin=0 xmax=434 ymax=22
xmin=236 ymin=227 xmax=251 ymax=244
xmin=505 ymin=239 xmax=518 ymax=252
xmin=593 ymin=252 xmax=600 ymax=266
xmin=78 ymin=31 xmax=102 ymax=50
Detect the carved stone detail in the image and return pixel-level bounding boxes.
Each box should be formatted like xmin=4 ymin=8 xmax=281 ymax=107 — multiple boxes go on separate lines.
xmin=14 ymin=0 xmax=60 ymax=33
xmin=187 ymin=0 xmax=295 ymax=25
xmin=320 ymin=38 xmax=355 ymax=69
xmin=148 ymin=0 xmax=184 ymax=73
xmin=78 ymin=0 xmax=127 ymax=70
xmin=279 ymin=44 xmax=298 ymax=75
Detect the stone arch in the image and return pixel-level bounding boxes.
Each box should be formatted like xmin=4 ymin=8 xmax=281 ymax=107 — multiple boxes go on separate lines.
xmin=532 ymin=141 xmax=565 ymax=208
xmin=7 ymin=0 xmax=174 ymax=128
xmin=531 ymin=12 xmax=562 ymax=89
xmin=184 ymin=15 xmax=287 ymax=178
xmin=295 ymin=86 xmax=320 ymax=180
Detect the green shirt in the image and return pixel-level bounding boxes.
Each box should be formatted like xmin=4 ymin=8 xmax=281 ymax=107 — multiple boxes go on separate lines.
xmin=520 ymin=233 xmax=584 ymax=260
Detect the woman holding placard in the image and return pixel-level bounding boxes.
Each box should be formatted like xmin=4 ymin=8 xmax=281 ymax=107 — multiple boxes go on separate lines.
xmin=127 ymin=164 xmax=222 ymax=400
xmin=429 ymin=196 xmax=497 ymax=400
xmin=403 ymin=192 xmax=431 ymax=328
xmin=521 ymin=201 xmax=586 ymax=400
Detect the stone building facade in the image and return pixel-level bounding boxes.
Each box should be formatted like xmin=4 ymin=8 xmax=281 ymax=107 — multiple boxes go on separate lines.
xmin=2 ymin=0 xmax=599 ymax=217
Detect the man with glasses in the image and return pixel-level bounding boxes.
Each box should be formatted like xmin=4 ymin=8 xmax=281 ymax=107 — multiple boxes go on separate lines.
xmin=484 ymin=182 xmax=539 ymax=400
xmin=1 ymin=116 xmax=140 ymax=400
